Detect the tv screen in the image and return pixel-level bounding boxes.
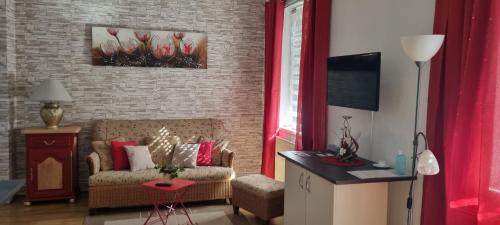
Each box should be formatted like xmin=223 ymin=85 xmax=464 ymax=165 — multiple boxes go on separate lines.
xmin=327 ymin=52 xmax=380 ymax=111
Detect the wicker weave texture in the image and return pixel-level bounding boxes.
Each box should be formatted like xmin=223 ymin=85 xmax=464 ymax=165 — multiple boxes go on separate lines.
xmin=88 ymin=180 xmax=232 ymax=209
xmin=232 ymin=187 xmax=284 ymax=220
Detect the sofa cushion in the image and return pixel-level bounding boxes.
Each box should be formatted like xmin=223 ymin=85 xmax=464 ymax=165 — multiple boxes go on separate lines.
xmin=125 ymin=146 xmax=156 ymax=172
xmin=196 ymin=137 xmax=230 ymax=166
xmin=89 ymin=167 xmax=235 ymax=186
xmin=87 ymin=152 xmax=100 ymax=175
xmin=212 ymin=139 xmax=229 ymax=166
xmin=91 ymin=137 xmax=126 ymax=171
xmin=111 ymin=140 xmax=138 ymax=170
xmin=144 ymin=135 xmax=181 ymax=166
xmin=179 ymin=166 xmax=235 ymax=181
xmin=197 ymin=141 xmax=214 ymax=166
xmin=89 ymin=169 xmax=161 ymax=187
xmin=172 ymin=144 xmax=200 ymax=168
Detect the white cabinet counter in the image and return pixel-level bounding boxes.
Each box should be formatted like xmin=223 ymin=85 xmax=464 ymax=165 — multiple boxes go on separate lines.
xmin=279 ymin=151 xmax=414 ymax=225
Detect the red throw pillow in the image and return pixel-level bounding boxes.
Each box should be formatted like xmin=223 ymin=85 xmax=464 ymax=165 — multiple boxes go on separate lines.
xmin=197 ymin=141 xmax=214 ymax=166
xmin=111 ymin=140 xmax=138 ymax=170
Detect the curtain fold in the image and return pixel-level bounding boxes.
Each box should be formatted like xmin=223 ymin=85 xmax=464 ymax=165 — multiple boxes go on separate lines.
xmin=422 ymin=0 xmax=500 ymax=224
xmin=261 ymin=0 xmax=285 ymax=178
xmin=295 ymin=0 xmax=330 ymax=151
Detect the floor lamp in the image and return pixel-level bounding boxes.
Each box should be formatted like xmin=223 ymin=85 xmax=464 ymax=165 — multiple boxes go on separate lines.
xmin=400 ymin=34 xmax=444 ymax=225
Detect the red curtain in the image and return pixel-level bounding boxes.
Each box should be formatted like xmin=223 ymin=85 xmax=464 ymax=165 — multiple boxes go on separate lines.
xmin=295 ymin=0 xmax=330 ymax=151
xmin=422 ymin=0 xmax=500 ymax=224
xmin=261 ymin=0 xmax=285 ymax=178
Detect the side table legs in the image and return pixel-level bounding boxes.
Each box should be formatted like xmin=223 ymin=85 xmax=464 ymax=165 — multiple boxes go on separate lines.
xmin=143 ymin=188 xmax=195 ymax=225
xmin=144 ymin=189 xmax=167 ymax=225
xmin=164 ymin=190 xmax=195 ymax=225
xmin=143 ymin=200 xmax=167 ymax=225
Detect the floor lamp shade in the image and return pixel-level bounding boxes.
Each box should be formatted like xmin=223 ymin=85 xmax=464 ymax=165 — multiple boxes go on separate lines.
xmin=30 ymin=79 xmax=72 ymax=129
xmin=401 ymin=35 xmax=445 ymax=62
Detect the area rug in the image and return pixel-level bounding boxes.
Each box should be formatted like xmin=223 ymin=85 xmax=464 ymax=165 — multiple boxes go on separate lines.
xmin=0 ymin=179 xmax=25 ymax=204
xmin=104 ymin=211 xmax=234 ymax=225
xmin=84 ymin=204 xmax=259 ymax=225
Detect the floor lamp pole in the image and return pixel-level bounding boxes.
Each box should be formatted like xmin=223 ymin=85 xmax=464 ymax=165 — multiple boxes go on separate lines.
xmin=407 ymin=61 xmax=424 ymax=225
xmin=401 ymin=34 xmax=444 ymax=225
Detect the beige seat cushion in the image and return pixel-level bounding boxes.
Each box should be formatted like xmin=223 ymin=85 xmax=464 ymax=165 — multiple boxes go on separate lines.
xmin=231 ymin=174 xmax=284 ymax=199
xmin=89 ymin=169 xmax=162 ymax=187
xmin=89 ymin=167 xmax=235 ymax=186
xmin=180 ymin=166 xmax=235 ymax=181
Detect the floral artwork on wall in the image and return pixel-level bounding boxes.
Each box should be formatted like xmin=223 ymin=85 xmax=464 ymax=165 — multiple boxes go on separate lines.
xmin=91 ymin=26 xmax=207 ymax=68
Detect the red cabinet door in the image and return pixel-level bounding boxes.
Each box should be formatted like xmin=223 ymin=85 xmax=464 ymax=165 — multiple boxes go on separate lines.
xmin=28 ymin=148 xmax=72 ymax=198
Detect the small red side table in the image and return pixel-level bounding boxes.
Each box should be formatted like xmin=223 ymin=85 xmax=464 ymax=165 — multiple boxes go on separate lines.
xmin=142 ymin=178 xmax=195 ymax=225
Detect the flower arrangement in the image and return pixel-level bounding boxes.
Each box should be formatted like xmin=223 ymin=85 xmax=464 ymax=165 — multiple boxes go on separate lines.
xmin=155 ymin=164 xmax=184 ymax=179
xmin=91 ymin=27 xmax=208 ymax=68
xmin=336 ymin=116 xmax=360 ymax=162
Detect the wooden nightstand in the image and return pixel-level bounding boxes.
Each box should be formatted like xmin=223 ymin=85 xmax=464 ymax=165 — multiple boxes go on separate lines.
xmin=21 ymin=127 xmax=81 ymax=205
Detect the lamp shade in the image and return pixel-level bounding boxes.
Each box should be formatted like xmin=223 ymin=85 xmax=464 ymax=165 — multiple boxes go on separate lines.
xmin=31 ymin=79 xmax=73 ymax=102
xmin=417 ymin=149 xmax=440 ymax=175
xmin=400 ymin=35 xmax=445 ymax=62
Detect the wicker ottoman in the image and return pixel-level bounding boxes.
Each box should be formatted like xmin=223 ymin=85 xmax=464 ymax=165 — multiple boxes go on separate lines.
xmin=231 ymin=174 xmax=284 ymax=223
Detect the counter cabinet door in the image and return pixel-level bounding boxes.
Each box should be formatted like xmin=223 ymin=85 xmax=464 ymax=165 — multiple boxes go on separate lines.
xmin=284 ymin=161 xmax=306 ymax=225
xmin=305 ymin=171 xmax=335 ymax=225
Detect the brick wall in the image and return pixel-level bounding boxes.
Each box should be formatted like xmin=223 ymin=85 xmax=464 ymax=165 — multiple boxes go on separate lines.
xmin=0 ymin=1 xmax=10 ymax=180
xmin=2 ymin=0 xmax=264 ymax=187
xmin=0 ymin=0 xmax=16 ymax=180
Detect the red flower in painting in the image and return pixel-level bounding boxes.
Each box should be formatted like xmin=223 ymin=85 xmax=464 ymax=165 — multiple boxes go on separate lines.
xmin=151 ymin=36 xmax=175 ymax=59
xmin=121 ymin=38 xmax=139 ymax=54
xmin=100 ymin=40 xmax=118 ymax=56
xmin=134 ymin=31 xmax=151 ymax=43
xmin=152 ymin=43 xmax=174 ymax=59
xmin=106 ymin=27 xmax=119 ymax=36
xmin=181 ymin=39 xmax=195 ymax=55
xmin=173 ymin=32 xmax=185 ymax=40
xmin=152 ymin=46 xmax=167 ymax=59
xmin=163 ymin=44 xmax=174 ymax=56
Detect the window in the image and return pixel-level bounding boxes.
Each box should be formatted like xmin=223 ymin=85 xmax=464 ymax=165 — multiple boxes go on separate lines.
xmin=279 ymin=1 xmax=303 ymax=132
xmin=489 ymin=106 xmax=500 ymax=195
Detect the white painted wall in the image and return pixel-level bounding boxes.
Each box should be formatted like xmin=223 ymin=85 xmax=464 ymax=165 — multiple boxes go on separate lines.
xmin=329 ymin=0 xmax=436 ymax=224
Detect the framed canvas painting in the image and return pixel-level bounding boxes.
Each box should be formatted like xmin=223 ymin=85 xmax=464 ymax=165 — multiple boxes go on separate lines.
xmin=91 ymin=26 xmax=207 ymax=68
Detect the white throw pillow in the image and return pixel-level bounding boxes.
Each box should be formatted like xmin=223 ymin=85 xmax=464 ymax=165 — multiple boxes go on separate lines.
xmin=171 ymin=144 xmax=200 ymax=168
xmin=124 ymin=146 xmax=156 ymax=172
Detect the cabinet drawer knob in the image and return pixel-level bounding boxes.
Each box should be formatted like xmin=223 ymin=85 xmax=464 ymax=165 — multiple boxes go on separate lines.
xmin=43 ymin=140 xmax=56 ymax=146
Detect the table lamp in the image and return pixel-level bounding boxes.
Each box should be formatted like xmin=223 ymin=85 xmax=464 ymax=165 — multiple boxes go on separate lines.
xmin=31 ymin=79 xmax=73 ymax=129
xmin=400 ymin=34 xmax=444 ymax=225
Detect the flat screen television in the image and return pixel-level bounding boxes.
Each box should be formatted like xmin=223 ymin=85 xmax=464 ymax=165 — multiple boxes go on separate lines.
xmin=327 ymin=52 xmax=381 ymax=111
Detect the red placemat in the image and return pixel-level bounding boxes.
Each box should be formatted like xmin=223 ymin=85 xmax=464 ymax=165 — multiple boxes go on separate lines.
xmin=320 ymin=156 xmax=366 ymax=167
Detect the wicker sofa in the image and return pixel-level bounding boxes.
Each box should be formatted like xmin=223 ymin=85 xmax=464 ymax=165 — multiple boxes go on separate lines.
xmin=86 ymin=119 xmax=235 ymax=212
